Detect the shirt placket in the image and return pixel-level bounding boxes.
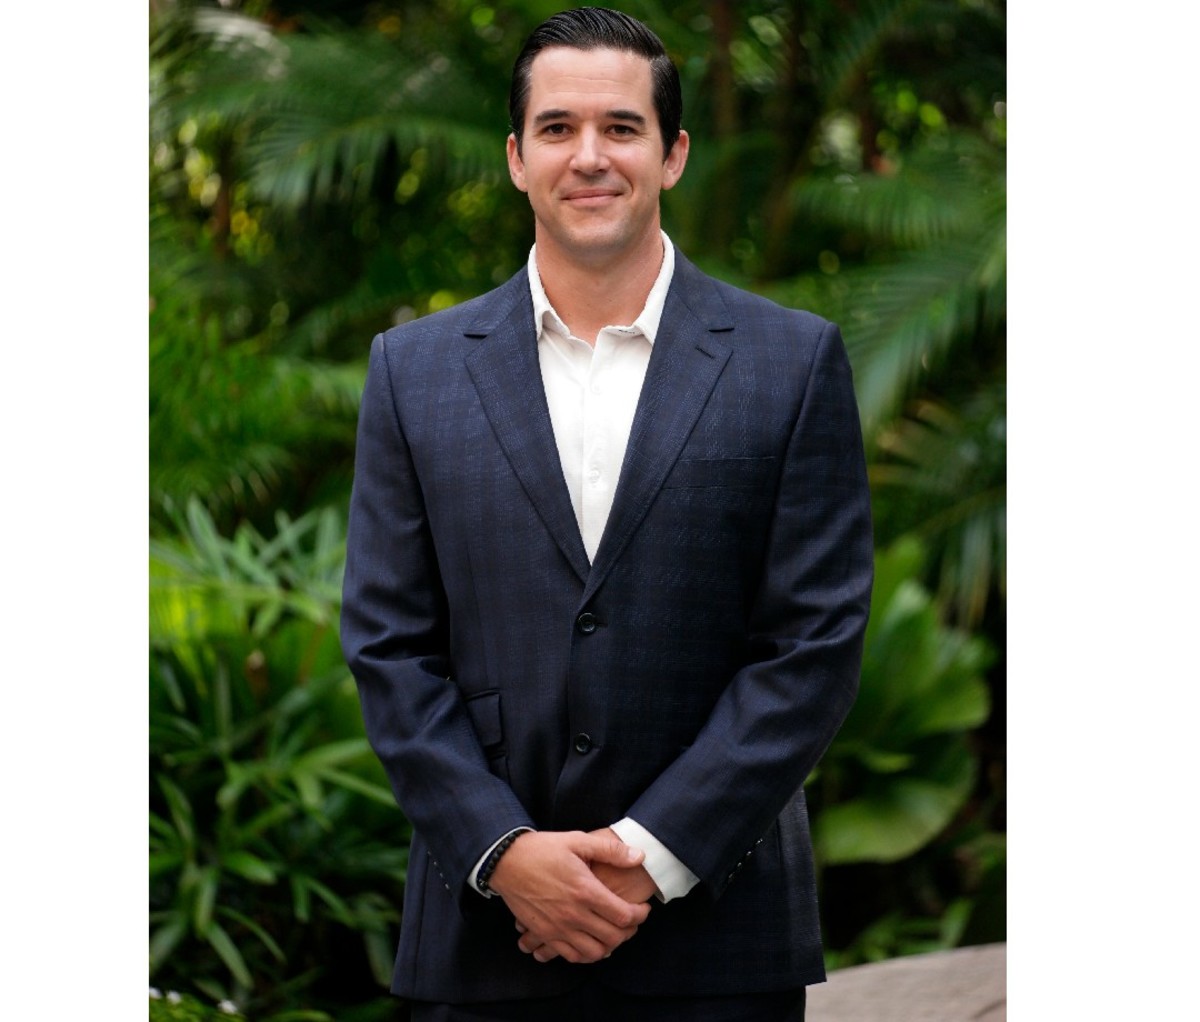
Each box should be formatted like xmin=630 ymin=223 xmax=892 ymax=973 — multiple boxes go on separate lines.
xmin=580 ymin=333 xmax=614 ymax=561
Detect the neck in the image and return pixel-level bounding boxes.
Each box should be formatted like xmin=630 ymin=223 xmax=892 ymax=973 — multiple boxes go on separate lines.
xmin=534 ymin=229 xmax=664 ymax=345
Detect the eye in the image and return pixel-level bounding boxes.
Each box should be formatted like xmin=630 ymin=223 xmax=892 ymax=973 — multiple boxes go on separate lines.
xmin=543 ymin=123 xmax=568 ymax=136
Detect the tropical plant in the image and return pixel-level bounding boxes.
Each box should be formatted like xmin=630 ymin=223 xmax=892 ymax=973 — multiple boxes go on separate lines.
xmin=767 ymin=127 xmax=1006 ymax=628
xmin=150 ymin=988 xmax=243 ymax=1021
xmin=809 ymin=537 xmax=1002 ymax=964
xmin=150 ymin=503 xmax=408 ymax=1017
xmin=813 ymin=537 xmax=992 ymax=865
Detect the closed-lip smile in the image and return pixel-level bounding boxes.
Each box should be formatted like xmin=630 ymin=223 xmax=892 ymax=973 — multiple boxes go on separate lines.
xmin=564 ymin=188 xmax=620 ymax=202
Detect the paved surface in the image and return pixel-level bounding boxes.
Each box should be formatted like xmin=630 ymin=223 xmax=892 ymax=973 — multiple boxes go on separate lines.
xmin=807 ymin=943 xmax=1006 ymax=1021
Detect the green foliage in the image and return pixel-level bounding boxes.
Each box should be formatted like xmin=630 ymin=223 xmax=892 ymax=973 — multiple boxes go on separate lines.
xmin=158 ymin=8 xmax=506 ymax=209
xmin=872 ymin=387 xmax=1006 ymax=627
xmin=823 ymin=898 xmax=971 ymax=970
xmin=785 ymin=131 xmax=1006 ymax=437
xmin=150 ymin=502 xmax=408 ymax=1016
xmin=150 ymin=989 xmax=247 ymax=1021
xmin=149 ymin=987 xmax=336 ymax=1021
xmin=812 ymin=538 xmax=1003 ymax=966
xmin=814 ymin=537 xmax=992 ymax=865
xmin=149 ymin=292 xmax=364 ymax=532
xmin=767 ymin=128 xmax=1006 ymax=627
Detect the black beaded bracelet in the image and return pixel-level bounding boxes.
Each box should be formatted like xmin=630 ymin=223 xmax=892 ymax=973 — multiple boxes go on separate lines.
xmin=477 ymin=830 xmax=525 ymax=894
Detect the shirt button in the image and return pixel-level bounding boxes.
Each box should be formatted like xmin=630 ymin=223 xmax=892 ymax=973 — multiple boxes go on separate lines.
xmin=587 ymin=467 xmax=601 ymax=483
xmin=574 ymin=733 xmax=593 ymax=754
xmin=576 ymin=612 xmax=597 ymax=634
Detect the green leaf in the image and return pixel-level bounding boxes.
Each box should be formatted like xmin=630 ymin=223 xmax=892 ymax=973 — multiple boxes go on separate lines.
xmin=815 ymin=745 xmax=976 ymax=865
xmin=192 ymin=865 xmax=220 ymax=933
xmin=294 ymin=737 xmax=371 ymax=770
xmin=223 ymin=851 xmax=278 ymax=885
xmin=149 ymin=915 xmax=188 ymax=974
xmin=206 ymin=918 xmax=253 ymax=989
xmin=853 ymin=746 xmax=914 ymax=774
xmin=219 ymin=906 xmax=286 ymax=963
xmin=149 ymin=851 xmax=184 ymax=877
xmin=236 ymin=802 xmax=297 ymax=841
xmin=365 ymin=928 xmax=396 ymax=988
xmin=292 ymin=769 xmax=324 ymax=811
xmin=317 ymin=768 xmax=399 ymax=808
xmin=291 ymin=875 xmax=312 ymax=923
xmin=158 ymin=776 xmax=195 ymax=850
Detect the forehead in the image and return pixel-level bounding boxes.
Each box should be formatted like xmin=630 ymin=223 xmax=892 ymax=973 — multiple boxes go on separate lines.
xmin=526 ymin=46 xmax=655 ymax=113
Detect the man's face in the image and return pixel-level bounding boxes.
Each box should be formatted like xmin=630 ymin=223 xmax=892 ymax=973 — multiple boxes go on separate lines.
xmin=506 ymin=46 xmax=689 ymax=271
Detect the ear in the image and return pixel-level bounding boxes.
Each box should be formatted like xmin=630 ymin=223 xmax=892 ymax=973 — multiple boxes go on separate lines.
xmin=506 ymin=134 xmax=528 ymax=193
xmin=660 ymin=129 xmax=690 ymax=191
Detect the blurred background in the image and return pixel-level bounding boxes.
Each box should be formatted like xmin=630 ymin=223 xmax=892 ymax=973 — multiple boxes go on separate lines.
xmin=149 ymin=1 xmax=1005 ymax=1018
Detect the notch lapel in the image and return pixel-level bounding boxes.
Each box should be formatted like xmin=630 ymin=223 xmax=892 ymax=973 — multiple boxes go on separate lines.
xmin=583 ymin=258 xmax=734 ymax=604
xmin=464 ymin=276 xmax=592 ymax=585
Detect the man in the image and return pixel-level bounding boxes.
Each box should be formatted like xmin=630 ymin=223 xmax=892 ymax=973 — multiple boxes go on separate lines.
xmin=340 ymin=8 xmax=873 ymax=1020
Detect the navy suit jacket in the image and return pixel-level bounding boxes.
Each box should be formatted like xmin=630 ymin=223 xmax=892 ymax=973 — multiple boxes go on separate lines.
xmin=340 ymin=250 xmax=873 ymax=1003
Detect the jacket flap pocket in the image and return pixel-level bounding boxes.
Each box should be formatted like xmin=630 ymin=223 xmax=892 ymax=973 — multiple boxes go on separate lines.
xmin=465 ymin=690 xmax=503 ymax=750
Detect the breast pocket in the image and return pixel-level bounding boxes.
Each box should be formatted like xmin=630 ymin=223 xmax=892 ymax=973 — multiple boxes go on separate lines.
xmin=661 ymin=456 xmax=777 ymax=491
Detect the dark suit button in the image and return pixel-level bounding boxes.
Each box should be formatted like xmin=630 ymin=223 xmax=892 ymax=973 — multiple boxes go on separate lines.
xmin=576 ymin=612 xmax=597 ymax=634
xmin=573 ymin=733 xmax=593 ymax=754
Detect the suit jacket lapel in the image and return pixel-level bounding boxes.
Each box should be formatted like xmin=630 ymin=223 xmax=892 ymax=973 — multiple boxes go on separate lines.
xmin=464 ymin=272 xmax=592 ymax=585
xmin=583 ymin=255 xmax=734 ymax=604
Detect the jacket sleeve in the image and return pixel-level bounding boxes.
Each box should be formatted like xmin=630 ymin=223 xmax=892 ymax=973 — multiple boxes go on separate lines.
xmin=340 ymin=334 xmax=535 ymax=903
xmin=623 ymin=321 xmax=873 ymax=899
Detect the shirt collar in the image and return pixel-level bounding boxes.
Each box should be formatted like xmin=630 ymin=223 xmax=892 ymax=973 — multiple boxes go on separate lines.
xmin=526 ymin=231 xmax=676 ymax=345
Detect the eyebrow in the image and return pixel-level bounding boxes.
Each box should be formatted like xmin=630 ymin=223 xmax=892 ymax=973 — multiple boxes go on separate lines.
xmin=533 ymin=108 xmax=648 ymax=127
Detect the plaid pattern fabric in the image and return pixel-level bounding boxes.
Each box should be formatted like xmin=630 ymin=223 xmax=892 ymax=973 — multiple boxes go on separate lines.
xmin=340 ymin=252 xmax=873 ymax=1002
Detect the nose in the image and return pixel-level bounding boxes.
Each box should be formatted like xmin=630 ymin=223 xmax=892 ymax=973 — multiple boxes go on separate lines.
xmin=569 ymin=126 xmax=609 ymax=174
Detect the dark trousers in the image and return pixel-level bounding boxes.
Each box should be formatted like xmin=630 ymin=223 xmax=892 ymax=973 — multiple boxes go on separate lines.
xmin=409 ymin=983 xmax=805 ymax=1021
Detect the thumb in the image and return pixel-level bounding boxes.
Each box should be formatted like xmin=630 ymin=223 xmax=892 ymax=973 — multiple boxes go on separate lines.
xmin=577 ymin=831 xmax=644 ymax=868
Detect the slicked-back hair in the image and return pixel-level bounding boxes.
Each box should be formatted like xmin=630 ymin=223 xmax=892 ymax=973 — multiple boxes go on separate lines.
xmin=509 ymin=7 xmax=682 ymax=159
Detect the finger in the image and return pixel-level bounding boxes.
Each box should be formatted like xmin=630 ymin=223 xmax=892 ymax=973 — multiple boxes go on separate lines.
xmin=586 ymin=887 xmax=653 ymax=931
xmin=566 ymin=907 xmax=645 ymax=954
xmin=520 ymin=935 xmax=549 ymax=959
xmin=541 ymin=932 xmax=608 ymax=965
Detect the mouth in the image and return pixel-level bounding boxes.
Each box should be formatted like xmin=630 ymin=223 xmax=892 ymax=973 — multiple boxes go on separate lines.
xmin=563 ymin=189 xmax=621 ymax=206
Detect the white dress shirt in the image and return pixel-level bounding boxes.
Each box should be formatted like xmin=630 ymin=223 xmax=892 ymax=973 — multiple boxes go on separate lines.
xmin=532 ymin=236 xmax=670 ymax=563
xmin=469 ymin=233 xmax=700 ymax=903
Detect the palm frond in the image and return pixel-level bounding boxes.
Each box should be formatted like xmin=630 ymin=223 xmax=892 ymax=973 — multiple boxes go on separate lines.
xmin=780 ymin=132 xmax=1005 ymax=432
xmin=839 ymin=232 xmax=1002 ymax=433
xmin=160 ymin=9 xmax=504 ymax=208
xmin=150 ymin=311 xmax=364 ymax=527
xmin=792 ymin=131 xmax=1004 ymax=248
xmin=871 ymin=390 xmax=1006 ymax=625
xmin=818 ymin=0 xmax=923 ymax=106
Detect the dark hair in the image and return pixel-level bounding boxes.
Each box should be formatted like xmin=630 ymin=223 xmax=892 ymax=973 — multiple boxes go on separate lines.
xmin=509 ymin=7 xmax=682 ymax=158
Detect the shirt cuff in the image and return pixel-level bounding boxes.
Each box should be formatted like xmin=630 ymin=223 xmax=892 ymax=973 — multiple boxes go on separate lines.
xmin=610 ymin=817 xmax=700 ymax=903
xmin=469 ymin=827 xmax=534 ymax=898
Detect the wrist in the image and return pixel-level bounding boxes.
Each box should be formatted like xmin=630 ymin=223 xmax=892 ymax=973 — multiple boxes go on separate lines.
xmin=476 ymin=829 xmax=529 ymax=894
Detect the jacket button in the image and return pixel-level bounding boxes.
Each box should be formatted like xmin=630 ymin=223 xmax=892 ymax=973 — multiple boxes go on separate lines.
xmin=573 ymin=733 xmax=593 ymax=754
xmin=576 ymin=612 xmax=597 ymax=634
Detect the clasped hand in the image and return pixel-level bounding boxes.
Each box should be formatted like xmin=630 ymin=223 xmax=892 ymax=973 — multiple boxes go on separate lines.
xmin=487 ymin=828 xmax=658 ymax=964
